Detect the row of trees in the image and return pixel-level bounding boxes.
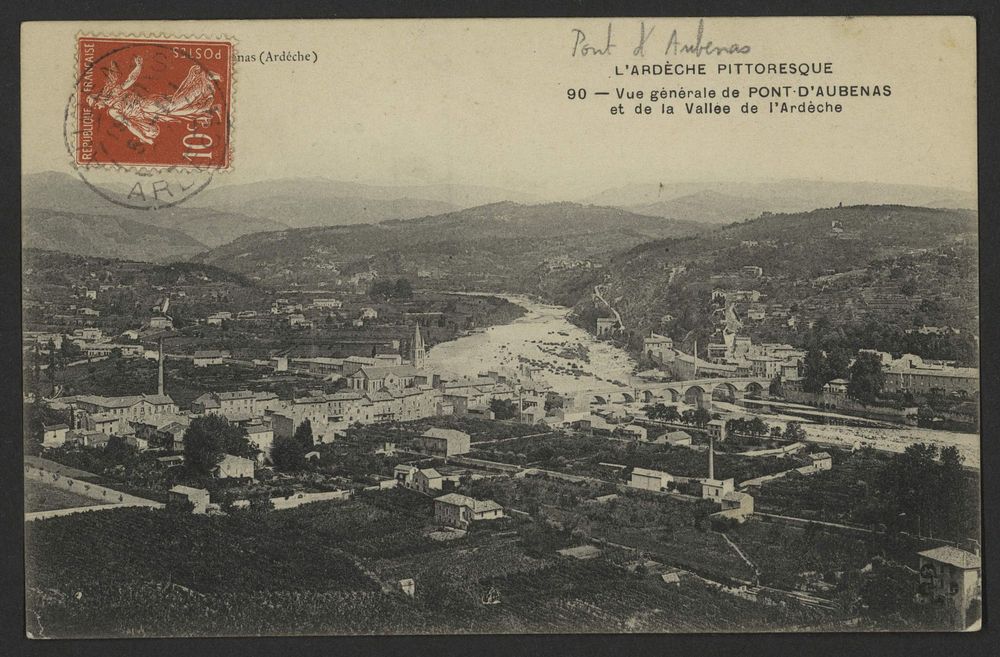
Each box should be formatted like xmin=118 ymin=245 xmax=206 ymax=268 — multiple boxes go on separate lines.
xmin=368 ymin=277 xmax=413 ymax=301
xmin=724 ymin=417 xmax=807 ymax=442
xmin=801 ymin=348 xmax=887 ymax=403
xmin=856 ymin=443 xmax=978 ymax=543
xmin=642 ymin=403 xmax=714 ymax=427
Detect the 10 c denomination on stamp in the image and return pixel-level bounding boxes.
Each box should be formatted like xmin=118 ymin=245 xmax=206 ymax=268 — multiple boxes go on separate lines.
xmin=77 ymin=36 xmax=233 ymax=169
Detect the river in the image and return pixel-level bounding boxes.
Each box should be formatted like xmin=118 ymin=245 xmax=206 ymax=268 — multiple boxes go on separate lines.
xmin=427 ymin=293 xmax=980 ymax=468
xmin=426 ymin=294 xmax=638 ymax=398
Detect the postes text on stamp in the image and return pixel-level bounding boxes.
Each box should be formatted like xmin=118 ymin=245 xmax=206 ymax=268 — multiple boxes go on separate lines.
xmin=77 ymin=36 xmax=232 ymax=169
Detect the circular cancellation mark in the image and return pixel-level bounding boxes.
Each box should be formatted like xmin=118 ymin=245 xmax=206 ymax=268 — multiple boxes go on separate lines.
xmin=63 ymin=36 xmax=234 ymax=210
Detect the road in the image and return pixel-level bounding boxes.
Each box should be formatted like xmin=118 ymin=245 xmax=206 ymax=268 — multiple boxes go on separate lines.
xmin=594 ymin=284 xmax=624 ymax=332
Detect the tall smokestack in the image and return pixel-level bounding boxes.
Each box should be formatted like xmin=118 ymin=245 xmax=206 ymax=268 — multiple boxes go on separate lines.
xmin=158 ymin=338 xmax=165 ymax=396
xmin=708 ymin=434 xmax=715 ymax=480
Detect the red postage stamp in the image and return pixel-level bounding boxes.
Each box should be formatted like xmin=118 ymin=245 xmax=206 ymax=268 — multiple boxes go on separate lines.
xmin=76 ymin=36 xmax=233 ymax=169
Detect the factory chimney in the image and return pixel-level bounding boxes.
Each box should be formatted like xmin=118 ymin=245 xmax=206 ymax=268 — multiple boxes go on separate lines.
xmin=708 ymin=434 xmax=715 ymax=480
xmin=158 ymin=338 xmax=165 ymax=396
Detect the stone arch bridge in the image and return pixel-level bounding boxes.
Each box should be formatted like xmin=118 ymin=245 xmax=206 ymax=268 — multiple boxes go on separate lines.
xmin=589 ymin=377 xmax=770 ymax=410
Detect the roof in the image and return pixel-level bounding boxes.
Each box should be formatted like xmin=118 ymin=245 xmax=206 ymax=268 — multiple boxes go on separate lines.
xmin=810 ymin=452 xmax=832 ymax=460
xmin=422 ymin=427 xmax=470 ymax=442
xmin=367 ymin=390 xmax=395 ymax=402
xmin=665 ymin=430 xmax=691 ymax=439
xmin=160 ymin=422 xmax=189 ymax=437
xmin=918 ymin=546 xmax=981 ymax=569
xmin=827 ymin=378 xmax=850 ymax=385
xmin=245 ymin=424 xmax=272 ymax=434
xmin=75 ymin=394 xmax=143 ymax=408
xmin=217 ymin=453 xmax=254 ymax=466
xmin=350 ymin=365 xmax=418 ymax=379
xmin=142 ymin=394 xmax=175 ymax=406
xmin=43 ymin=423 xmax=69 ymax=431
xmin=326 ymin=391 xmax=367 ymax=401
xmin=707 ymin=419 xmax=726 ymax=427
xmin=434 ymin=493 xmax=502 ymax=512
xmin=192 ymin=393 xmax=220 ymax=408
xmin=193 ymin=350 xmax=229 ymax=359
xmin=217 ymin=390 xmax=254 ymax=400
xmin=134 ymin=413 xmax=190 ymax=430
xmin=170 ymin=485 xmax=208 ymax=496
xmin=702 ymin=477 xmax=735 ymax=487
xmin=418 ymin=468 xmax=442 ymax=479
xmin=557 ymin=545 xmax=602 ymax=559
xmin=632 ymin=467 xmax=670 ymax=479
xmin=723 ymin=491 xmax=752 ymax=503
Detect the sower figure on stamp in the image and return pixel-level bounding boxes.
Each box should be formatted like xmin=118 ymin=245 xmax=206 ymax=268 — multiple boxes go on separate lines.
xmin=86 ymin=55 xmax=223 ymax=145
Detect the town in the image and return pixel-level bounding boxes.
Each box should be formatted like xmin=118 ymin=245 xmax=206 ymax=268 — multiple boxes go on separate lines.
xmin=22 ymin=247 xmax=981 ymax=636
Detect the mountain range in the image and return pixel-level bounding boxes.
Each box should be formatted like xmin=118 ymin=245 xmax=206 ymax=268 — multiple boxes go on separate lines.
xmin=21 ymin=171 xmax=978 ymax=263
xmin=194 ymin=201 xmax=708 ymax=289
xmin=586 ymin=180 xmax=977 ymax=222
xmin=20 ymin=172 xmax=540 ymax=259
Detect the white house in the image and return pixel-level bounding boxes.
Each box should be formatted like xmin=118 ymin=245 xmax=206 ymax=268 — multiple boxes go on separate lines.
xmin=394 ymin=464 xmax=418 ymax=486
xmin=413 ymin=468 xmax=443 ymax=494
xmin=193 ymin=350 xmax=230 ymax=367
xmin=706 ymin=419 xmax=728 ymax=442
xmin=629 ymin=467 xmax=673 ymax=492
xmin=169 ymin=485 xmax=210 ymax=514
xmin=808 ymin=452 xmax=833 ymax=471
xmin=701 ymin=477 xmax=735 ymax=501
xmin=41 ymin=423 xmax=70 ymax=448
xmin=434 ymin=493 xmax=504 ymax=529
xmin=214 ymin=454 xmax=255 ymax=479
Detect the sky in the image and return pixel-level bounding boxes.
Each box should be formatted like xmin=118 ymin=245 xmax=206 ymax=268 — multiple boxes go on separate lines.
xmin=22 ymin=17 xmax=977 ymax=199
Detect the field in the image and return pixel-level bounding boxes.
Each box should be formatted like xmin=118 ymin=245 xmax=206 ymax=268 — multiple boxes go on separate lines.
xmin=25 ymin=484 xmax=849 ymax=637
xmin=468 ymin=432 xmax=809 ymax=484
xmin=24 ymin=479 xmax=111 ymax=513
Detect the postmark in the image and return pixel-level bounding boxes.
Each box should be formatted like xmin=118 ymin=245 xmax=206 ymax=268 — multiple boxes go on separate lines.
xmin=64 ymin=35 xmax=234 ymax=209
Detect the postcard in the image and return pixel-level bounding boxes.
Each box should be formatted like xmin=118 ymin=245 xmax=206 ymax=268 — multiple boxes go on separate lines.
xmin=21 ymin=17 xmax=980 ymax=636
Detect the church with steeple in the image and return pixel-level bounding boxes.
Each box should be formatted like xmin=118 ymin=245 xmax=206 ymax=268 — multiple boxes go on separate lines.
xmin=409 ymin=324 xmax=426 ymax=368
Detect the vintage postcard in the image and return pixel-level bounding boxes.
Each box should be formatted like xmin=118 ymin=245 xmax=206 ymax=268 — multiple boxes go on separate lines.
xmin=21 ymin=17 xmax=979 ymax=636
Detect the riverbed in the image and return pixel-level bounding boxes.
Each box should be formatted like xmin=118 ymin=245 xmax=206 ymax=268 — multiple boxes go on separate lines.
xmin=426 ymin=294 xmax=637 ymax=399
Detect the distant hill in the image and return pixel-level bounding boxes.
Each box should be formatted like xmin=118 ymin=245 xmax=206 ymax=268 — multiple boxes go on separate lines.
xmin=628 ymin=191 xmax=775 ymax=225
xmin=22 ymin=172 xmax=288 ymax=248
xmin=574 ymin=205 xmax=979 ymax=351
xmin=195 ymin=201 xmax=709 ymax=289
xmin=22 ymin=208 xmax=209 ymax=262
xmin=22 ymin=172 xmax=535 ymax=241
xmin=586 ymin=180 xmax=977 ymax=218
xmin=184 ymin=177 xmax=543 ymax=229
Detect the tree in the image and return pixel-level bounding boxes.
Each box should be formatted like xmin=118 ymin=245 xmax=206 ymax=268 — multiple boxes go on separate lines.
xmin=726 ymin=418 xmax=747 ymax=437
xmin=393 ymin=278 xmax=413 ymax=299
xmin=272 ymin=419 xmax=314 ymax=471
xmin=825 ymin=348 xmax=852 ymax=381
xmin=802 ymin=348 xmax=829 ymax=393
xmin=489 ymin=398 xmax=518 ymax=420
xmin=783 ymin=421 xmax=807 ymax=442
xmin=691 ymin=408 xmax=712 ymax=428
xmin=747 ymin=416 xmax=769 ymax=437
xmin=60 ymin=338 xmax=82 ymax=361
xmin=768 ymin=374 xmax=784 ymax=397
xmin=848 ymin=351 xmax=887 ymax=404
xmin=182 ymin=415 xmax=254 ymax=477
